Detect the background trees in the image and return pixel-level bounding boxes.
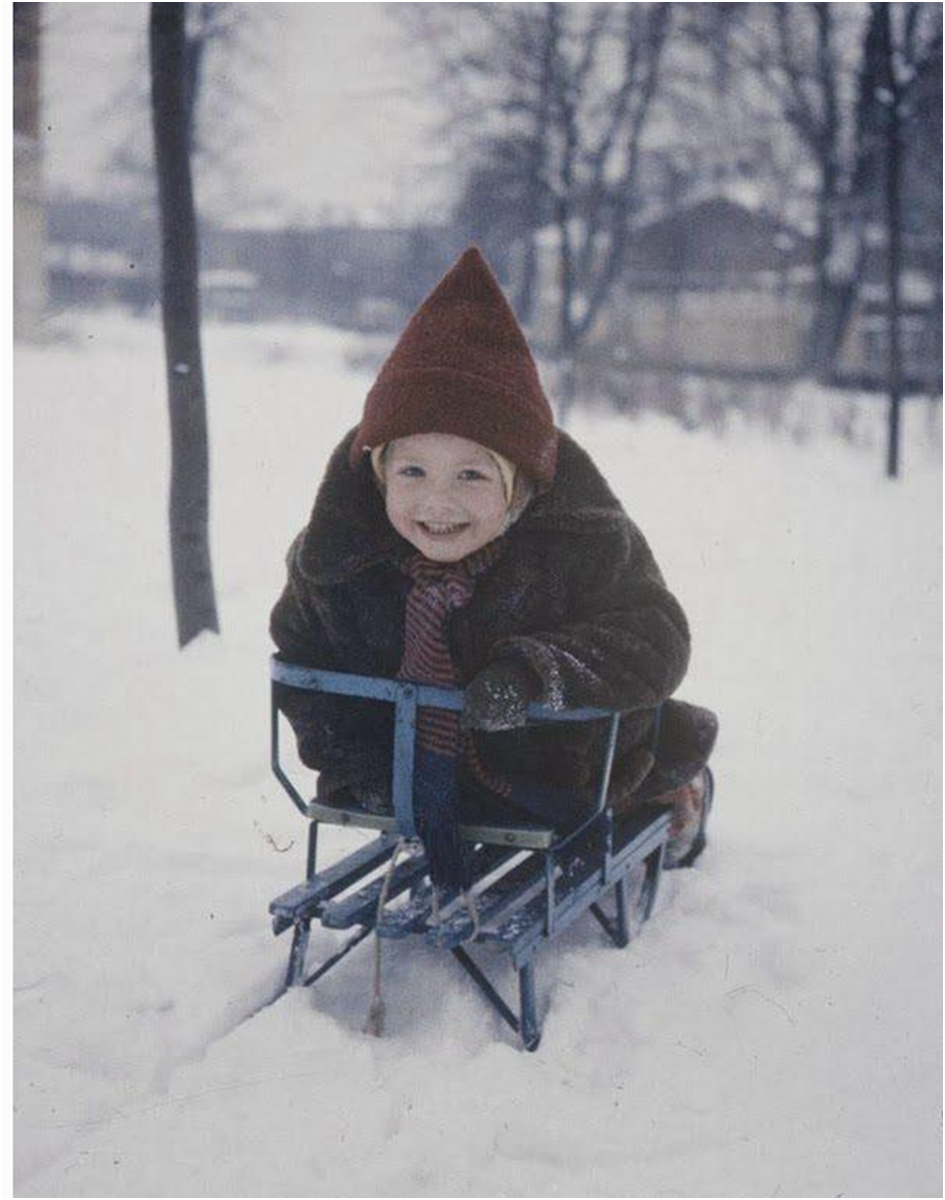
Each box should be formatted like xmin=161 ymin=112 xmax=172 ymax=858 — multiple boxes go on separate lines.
xmin=400 ymin=3 xmax=674 ymax=423
xmin=401 ymin=1 xmax=941 ymax=469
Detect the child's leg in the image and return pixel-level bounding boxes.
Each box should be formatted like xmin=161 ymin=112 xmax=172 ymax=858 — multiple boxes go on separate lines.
xmin=414 ymin=748 xmax=472 ymax=890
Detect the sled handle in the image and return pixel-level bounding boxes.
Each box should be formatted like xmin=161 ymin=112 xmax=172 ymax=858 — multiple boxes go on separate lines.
xmin=269 ymin=661 xmax=617 ymax=722
xmin=270 ymin=659 xmax=627 ymax=836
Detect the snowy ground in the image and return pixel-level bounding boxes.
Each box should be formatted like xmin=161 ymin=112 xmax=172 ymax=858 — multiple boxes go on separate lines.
xmin=14 ymin=309 xmax=942 ymax=1197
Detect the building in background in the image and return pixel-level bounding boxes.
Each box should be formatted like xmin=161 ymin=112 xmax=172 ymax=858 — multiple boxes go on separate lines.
xmin=45 ymin=195 xmax=456 ymax=332
xmin=40 ymin=184 xmax=941 ymax=397
xmin=528 ymin=198 xmax=941 ymax=394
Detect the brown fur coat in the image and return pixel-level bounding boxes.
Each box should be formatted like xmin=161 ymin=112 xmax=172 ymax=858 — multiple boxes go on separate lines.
xmin=270 ymin=426 xmax=718 ymax=825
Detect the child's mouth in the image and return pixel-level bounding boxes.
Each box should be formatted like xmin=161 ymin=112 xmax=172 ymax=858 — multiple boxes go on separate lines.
xmin=417 ymin=520 xmax=470 ymax=539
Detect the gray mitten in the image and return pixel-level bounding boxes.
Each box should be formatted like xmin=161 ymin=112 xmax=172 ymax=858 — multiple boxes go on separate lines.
xmin=460 ymin=661 xmax=542 ymax=732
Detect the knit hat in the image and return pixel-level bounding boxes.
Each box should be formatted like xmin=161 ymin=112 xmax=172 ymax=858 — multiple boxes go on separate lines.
xmin=350 ymin=245 xmax=558 ymax=486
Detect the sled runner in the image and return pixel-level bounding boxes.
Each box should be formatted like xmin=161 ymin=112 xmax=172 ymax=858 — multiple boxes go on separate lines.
xmin=267 ymin=658 xmax=673 ymax=1051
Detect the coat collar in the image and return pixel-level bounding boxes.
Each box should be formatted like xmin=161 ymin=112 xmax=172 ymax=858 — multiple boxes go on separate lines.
xmin=290 ymin=425 xmax=628 ymax=586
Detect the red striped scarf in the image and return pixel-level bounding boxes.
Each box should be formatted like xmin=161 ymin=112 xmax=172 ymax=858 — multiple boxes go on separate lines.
xmin=397 ymin=541 xmax=513 ymax=798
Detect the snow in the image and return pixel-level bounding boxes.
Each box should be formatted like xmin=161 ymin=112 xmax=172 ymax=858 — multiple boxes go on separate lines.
xmin=14 ymin=310 xmax=942 ymax=1196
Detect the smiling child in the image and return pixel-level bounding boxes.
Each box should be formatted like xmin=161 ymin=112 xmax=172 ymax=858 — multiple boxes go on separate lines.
xmin=271 ymin=246 xmax=718 ymax=891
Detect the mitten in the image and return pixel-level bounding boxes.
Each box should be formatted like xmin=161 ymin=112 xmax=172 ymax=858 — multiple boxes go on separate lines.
xmin=460 ymin=661 xmax=542 ymax=732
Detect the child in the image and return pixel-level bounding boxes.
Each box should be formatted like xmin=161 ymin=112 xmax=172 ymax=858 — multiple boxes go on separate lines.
xmin=270 ymin=246 xmax=718 ymax=890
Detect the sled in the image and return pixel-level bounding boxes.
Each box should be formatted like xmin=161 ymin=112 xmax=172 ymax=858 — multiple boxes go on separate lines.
xmin=267 ymin=658 xmax=673 ymax=1051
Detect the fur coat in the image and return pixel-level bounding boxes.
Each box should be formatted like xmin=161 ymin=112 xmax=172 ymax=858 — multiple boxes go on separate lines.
xmin=270 ymin=426 xmax=718 ymax=826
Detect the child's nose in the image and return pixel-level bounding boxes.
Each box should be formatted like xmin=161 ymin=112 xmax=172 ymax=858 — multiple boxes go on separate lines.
xmin=424 ymin=477 xmax=459 ymax=502
xmin=419 ymin=480 xmax=464 ymax=514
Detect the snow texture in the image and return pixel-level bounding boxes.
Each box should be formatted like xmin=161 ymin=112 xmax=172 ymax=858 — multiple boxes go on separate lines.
xmin=14 ymin=310 xmax=942 ymax=1197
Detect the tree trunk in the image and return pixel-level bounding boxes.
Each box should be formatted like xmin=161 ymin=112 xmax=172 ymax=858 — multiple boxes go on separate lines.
xmin=516 ymin=232 xmax=539 ymax=330
xmin=149 ymin=3 xmax=219 ymax=645
xmin=13 ymin=3 xmax=46 ymax=342
xmin=878 ymin=5 xmax=904 ymax=479
xmin=515 ymin=5 xmax=557 ymax=327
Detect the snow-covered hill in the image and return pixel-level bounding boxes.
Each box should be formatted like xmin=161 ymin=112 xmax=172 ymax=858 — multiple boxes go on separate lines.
xmin=14 ymin=311 xmax=942 ymax=1196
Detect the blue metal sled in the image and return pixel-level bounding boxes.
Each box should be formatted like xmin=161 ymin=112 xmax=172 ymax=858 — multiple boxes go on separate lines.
xmin=268 ymin=657 xmax=672 ymax=1051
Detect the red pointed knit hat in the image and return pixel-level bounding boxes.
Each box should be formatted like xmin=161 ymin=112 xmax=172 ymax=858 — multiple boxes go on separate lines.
xmin=349 ymin=245 xmax=558 ymax=485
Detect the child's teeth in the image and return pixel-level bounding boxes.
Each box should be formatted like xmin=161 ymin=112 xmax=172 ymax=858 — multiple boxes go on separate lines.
xmin=424 ymin=522 xmax=463 ymax=533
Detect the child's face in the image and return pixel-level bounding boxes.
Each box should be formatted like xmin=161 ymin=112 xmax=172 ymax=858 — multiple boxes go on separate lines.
xmin=384 ymin=432 xmax=509 ymax=562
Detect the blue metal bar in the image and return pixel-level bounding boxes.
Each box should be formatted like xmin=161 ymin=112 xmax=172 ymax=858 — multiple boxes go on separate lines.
xmin=589 ymin=901 xmax=621 ymax=944
xmin=490 ymin=816 xmax=670 ymax=969
xmin=544 ymin=851 xmax=556 ymax=936
xmin=602 ymin=807 xmax=615 ymax=883
xmin=383 ymin=845 xmax=515 ymax=941
xmin=271 ymin=662 xmax=404 ymax=703
xmin=392 ymin=685 xmax=418 ymax=837
xmin=450 ymin=947 xmax=521 ymax=1035
xmin=650 ymin=704 xmax=663 ymax=754
xmin=614 ymin=875 xmax=631 ymax=946
xmin=451 ymin=948 xmax=541 ymax=1050
xmin=321 ymin=851 xmax=429 ymax=930
xmin=286 ymin=921 xmax=311 ymax=988
xmin=508 ymin=867 xmax=623 ymax=970
xmin=271 ymin=683 xmax=308 ymax=816
xmin=592 ymin=711 xmax=622 ymax=817
xmin=270 ymin=658 xmax=618 ymax=724
xmin=306 ymin=821 xmax=318 ymax=881
xmin=589 ymin=878 xmax=631 ymax=947
xmin=269 ymin=834 xmax=398 ymax=922
xmin=519 ymin=964 xmax=541 ymax=1050
xmin=302 ymin=924 xmax=375 ymax=988
xmin=426 ymin=851 xmax=547 ymax=949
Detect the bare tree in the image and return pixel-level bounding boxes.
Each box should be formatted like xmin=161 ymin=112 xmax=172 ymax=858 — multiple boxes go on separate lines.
xmin=150 ymin=3 xmax=218 ymax=645
xmin=866 ymin=3 xmax=942 ymax=476
xmin=104 ymin=3 xmax=278 ymax=213
xmin=911 ymin=12 xmax=944 ymax=398
xmin=452 ymin=136 xmax=553 ymax=318
xmin=721 ymin=4 xmax=873 ymax=377
xmin=724 ymin=0 xmax=935 ymax=396
xmin=396 ymin=4 xmax=559 ymax=323
xmin=401 ymin=3 xmax=672 ymax=425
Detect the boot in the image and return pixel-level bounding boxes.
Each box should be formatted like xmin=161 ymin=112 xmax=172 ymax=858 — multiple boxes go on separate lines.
xmin=662 ymin=766 xmax=714 ymax=869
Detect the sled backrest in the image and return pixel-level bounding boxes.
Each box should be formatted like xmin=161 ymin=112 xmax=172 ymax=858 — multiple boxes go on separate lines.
xmin=270 ymin=657 xmax=626 ymax=846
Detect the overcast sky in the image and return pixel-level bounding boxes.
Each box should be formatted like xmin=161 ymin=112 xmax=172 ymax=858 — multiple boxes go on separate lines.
xmin=41 ymin=3 xmax=454 ymax=226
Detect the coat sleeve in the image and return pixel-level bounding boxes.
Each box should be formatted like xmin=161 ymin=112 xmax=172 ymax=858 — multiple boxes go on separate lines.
xmin=490 ymin=522 xmax=691 ymax=714
xmin=269 ymin=539 xmax=392 ymax=797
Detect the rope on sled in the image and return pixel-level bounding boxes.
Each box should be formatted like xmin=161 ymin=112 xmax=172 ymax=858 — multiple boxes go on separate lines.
xmin=365 ymin=835 xmax=410 ymax=1037
xmin=365 ymin=839 xmax=481 ymax=1038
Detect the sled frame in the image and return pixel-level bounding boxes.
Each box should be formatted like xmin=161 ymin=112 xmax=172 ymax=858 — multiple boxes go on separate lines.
xmin=268 ymin=658 xmax=670 ymax=1051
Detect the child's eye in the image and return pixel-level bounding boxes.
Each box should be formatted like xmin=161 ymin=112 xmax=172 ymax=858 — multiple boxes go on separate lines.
xmin=397 ymin=466 xmax=425 ymax=478
xmin=458 ymin=469 xmax=488 ymax=481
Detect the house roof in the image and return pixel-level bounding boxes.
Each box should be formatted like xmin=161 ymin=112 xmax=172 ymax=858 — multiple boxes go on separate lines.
xmin=626 ymin=196 xmax=814 ymax=278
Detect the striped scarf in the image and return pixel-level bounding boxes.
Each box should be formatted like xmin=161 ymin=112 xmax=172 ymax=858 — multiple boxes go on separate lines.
xmin=396 ymin=540 xmax=513 ymax=799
